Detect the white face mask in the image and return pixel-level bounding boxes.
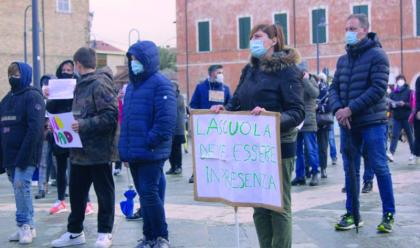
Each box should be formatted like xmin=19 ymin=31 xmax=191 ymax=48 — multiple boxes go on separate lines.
xmin=397 ymin=80 xmax=405 ymax=87
xmin=216 ymin=74 xmax=224 ymax=83
xmin=387 ymin=88 xmax=392 ymax=94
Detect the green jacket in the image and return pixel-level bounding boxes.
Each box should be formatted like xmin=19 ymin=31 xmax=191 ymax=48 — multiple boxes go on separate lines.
xmin=70 ymin=71 xmax=118 ymax=165
xmin=301 ymin=77 xmax=319 ymax=132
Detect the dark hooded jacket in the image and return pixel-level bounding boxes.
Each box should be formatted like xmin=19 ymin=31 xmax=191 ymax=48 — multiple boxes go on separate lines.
xmin=0 ymin=62 xmax=45 ymax=170
xmin=329 ymin=33 xmax=389 ymax=128
xmin=70 ymin=66 xmax=118 ymax=165
xmin=225 ymin=48 xmax=305 ymax=159
xmin=46 ymin=60 xmax=76 ymax=156
xmin=389 ymin=84 xmax=411 ymax=120
xmin=118 ymin=40 xmax=177 ymax=162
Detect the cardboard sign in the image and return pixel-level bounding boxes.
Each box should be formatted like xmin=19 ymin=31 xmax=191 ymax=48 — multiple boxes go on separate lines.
xmin=48 ymin=112 xmax=83 ymax=148
xmin=191 ymin=110 xmax=283 ymax=212
xmin=48 ymin=79 xmax=76 ymax=99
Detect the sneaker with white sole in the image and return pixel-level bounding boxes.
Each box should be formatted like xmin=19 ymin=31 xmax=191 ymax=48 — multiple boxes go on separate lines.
xmin=9 ymin=227 xmax=36 ymax=242
xmin=18 ymin=224 xmax=33 ymax=244
xmin=50 ymin=200 xmax=67 ymax=215
xmin=386 ymin=152 xmax=394 ymax=162
xmin=95 ymin=233 xmax=112 ymax=248
xmin=409 ymin=154 xmax=416 ymax=164
xmin=51 ymin=232 xmax=86 ymax=247
xmin=153 ymin=237 xmax=170 ymax=248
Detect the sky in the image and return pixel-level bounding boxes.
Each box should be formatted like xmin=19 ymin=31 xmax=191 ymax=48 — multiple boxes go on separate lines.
xmin=90 ymin=0 xmax=177 ymax=51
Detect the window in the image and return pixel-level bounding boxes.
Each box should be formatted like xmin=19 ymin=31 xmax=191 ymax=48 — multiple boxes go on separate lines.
xmin=417 ymin=0 xmax=420 ymax=36
xmin=197 ymin=21 xmax=211 ymax=52
xmin=97 ymin=54 xmax=107 ymax=69
xmin=238 ymin=17 xmax=251 ymax=49
xmin=56 ymin=0 xmax=71 ymax=13
xmin=312 ymin=8 xmax=327 ymax=44
xmin=274 ymin=13 xmax=288 ymax=45
xmin=353 ymin=5 xmax=369 ymax=18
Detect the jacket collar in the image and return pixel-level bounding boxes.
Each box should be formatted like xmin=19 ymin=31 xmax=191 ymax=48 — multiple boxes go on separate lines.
xmin=251 ymin=48 xmax=301 ymax=73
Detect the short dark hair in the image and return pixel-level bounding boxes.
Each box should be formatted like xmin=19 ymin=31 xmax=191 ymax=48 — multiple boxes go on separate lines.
xmin=208 ymin=64 xmax=223 ymax=75
xmin=73 ymin=47 xmax=96 ymax=69
xmin=396 ymin=74 xmax=406 ymax=82
xmin=347 ymin=14 xmax=370 ymax=30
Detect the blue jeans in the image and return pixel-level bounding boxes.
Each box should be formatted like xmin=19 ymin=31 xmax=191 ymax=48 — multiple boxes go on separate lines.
xmin=296 ymin=132 xmax=320 ymax=178
xmin=329 ymin=128 xmax=337 ymax=160
xmin=130 ymin=160 xmax=168 ymax=241
xmin=390 ymin=118 xmax=414 ymax=154
xmin=7 ymin=166 xmax=36 ymax=227
xmin=340 ymin=124 xmax=395 ymax=215
xmin=362 ymin=144 xmax=375 ymax=183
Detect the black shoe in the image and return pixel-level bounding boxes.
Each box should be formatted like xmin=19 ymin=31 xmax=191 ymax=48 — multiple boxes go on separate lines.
xmin=126 ymin=208 xmax=142 ymax=221
xmin=35 ymin=190 xmax=45 ymax=199
xmin=309 ymin=173 xmax=319 ymax=186
xmin=332 ymin=158 xmax=337 ymax=165
xmin=166 ymin=168 xmax=176 ymax=175
xmin=361 ymin=181 xmax=373 ymax=193
xmin=341 ymin=186 xmax=346 ymax=193
xmin=291 ymin=177 xmax=306 ymax=186
xmin=305 ymin=169 xmax=311 ymax=179
xmin=188 ymin=175 xmax=194 ymax=183
xmin=174 ymin=167 xmax=182 ymax=175
xmin=50 ymin=180 xmax=57 ymax=187
xmin=321 ymin=169 xmax=328 ymax=178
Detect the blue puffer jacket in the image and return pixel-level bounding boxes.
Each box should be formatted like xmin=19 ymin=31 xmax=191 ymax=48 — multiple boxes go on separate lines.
xmin=190 ymin=79 xmax=231 ymax=109
xmin=329 ymin=33 xmax=389 ymax=128
xmin=118 ymin=41 xmax=177 ymax=162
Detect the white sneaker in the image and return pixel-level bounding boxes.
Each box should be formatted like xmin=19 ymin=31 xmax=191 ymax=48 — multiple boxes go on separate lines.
xmin=19 ymin=224 xmax=33 ymax=244
xmin=9 ymin=227 xmax=36 ymax=242
xmin=51 ymin=232 xmax=86 ymax=247
xmin=386 ymin=152 xmax=394 ymax=162
xmin=95 ymin=233 xmax=112 ymax=248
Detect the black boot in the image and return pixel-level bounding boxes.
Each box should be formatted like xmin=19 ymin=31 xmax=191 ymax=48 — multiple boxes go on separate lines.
xmin=309 ymin=173 xmax=319 ymax=186
xmin=166 ymin=167 xmax=176 ymax=175
xmin=291 ymin=177 xmax=306 ymax=186
xmin=188 ymin=175 xmax=194 ymax=183
xmin=321 ymin=169 xmax=327 ymax=178
xmin=35 ymin=190 xmax=45 ymax=199
xmin=361 ymin=181 xmax=373 ymax=193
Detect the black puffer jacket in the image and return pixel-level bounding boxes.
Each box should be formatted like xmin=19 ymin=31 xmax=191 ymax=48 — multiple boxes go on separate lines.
xmin=226 ymin=48 xmax=305 ymax=159
xmin=390 ymin=84 xmax=411 ymax=120
xmin=329 ymin=33 xmax=389 ymax=128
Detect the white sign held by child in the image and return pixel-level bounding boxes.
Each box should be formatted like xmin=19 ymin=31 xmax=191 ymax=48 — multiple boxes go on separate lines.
xmin=48 ymin=112 xmax=83 ymax=148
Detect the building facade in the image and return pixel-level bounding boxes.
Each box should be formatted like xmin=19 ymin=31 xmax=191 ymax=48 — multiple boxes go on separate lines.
xmin=0 ymin=0 xmax=90 ymax=96
xmin=91 ymin=40 xmax=126 ymax=75
xmin=176 ymin=0 xmax=420 ymax=101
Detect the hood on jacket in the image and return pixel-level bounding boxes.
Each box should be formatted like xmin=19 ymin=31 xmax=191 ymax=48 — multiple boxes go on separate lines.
xmin=56 ymin=60 xmax=75 ymax=79
xmin=12 ymin=62 xmax=32 ymax=89
xmin=251 ymin=48 xmax=301 ymax=73
xmin=96 ymin=66 xmax=114 ymax=81
xmin=40 ymin=74 xmax=56 ymax=86
xmin=346 ymin=32 xmax=382 ymax=57
xmin=127 ymin=40 xmax=160 ymax=83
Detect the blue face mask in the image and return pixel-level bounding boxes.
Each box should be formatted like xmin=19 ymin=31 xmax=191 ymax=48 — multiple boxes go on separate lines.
xmin=250 ymin=40 xmax=268 ymax=59
xmin=345 ymin=31 xmax=359 ymax=45
xmin=131 ymin=60 xmax=144 ymax=75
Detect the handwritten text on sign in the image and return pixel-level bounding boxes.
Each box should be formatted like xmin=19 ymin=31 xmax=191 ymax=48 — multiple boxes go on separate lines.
xmin=192 ymin=111 xmax=283 ymax=212
xmin=48 ymin=112 xmax=83 ymax=148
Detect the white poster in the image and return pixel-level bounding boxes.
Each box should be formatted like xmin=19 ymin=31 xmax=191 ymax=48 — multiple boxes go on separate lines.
xmin=48 ymin=112 xmax=83 ymax=148
xmin=48 ymin=79 xmax=76 ymax=99
xmin=191 ymin=110 xmax=283 ymax=212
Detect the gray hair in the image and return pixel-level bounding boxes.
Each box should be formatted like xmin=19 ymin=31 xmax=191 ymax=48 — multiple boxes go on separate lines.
xmin=347 ymin=14 xmax=369 ymax=30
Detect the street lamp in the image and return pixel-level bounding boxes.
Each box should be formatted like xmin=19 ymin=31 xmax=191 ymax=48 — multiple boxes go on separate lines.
xmin=32 ymin=0 xmax=41 ymax=89
xmin=315 ymin=19 xmax=326 ymax=75
xmin=128 ymin=29 xmax=140 ymax=47
xmin=24 ymin=5 xmax=32 ymax=63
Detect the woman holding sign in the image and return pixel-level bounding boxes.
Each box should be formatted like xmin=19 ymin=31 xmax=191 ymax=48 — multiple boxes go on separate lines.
xmin=211 ymin=24 xmax=305 ymax=248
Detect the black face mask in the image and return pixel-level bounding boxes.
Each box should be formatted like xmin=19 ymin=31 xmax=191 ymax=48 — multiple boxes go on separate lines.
xmin=9 ymin=77 xmax=21 ymax=91
xmin=61 ymin=72 xmax=74 ymax=79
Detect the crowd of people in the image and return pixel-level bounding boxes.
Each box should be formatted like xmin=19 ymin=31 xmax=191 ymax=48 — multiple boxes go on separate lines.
xmin=1 ymin=12 xmax=420 ymax=248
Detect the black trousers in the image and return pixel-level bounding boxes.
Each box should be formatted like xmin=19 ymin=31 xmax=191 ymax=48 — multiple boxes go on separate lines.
xmin=67 ymin=163 xmax=115 ymax=233
xmin=414 ymin=119 xmax=420 ymax=156
xmin=55 ymin=154 xmax=68 ymax=201
xmin=169 ymin=141 xmax=182 ymax=170
xmin=317 ymin=128 xmax=329 ymax=170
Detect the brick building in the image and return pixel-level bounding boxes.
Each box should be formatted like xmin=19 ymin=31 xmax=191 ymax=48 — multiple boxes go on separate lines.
xmin=176 ymin=0 xmax=420 ymax=101
xmin=0 ymin=0 xmax=90 ymax=96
